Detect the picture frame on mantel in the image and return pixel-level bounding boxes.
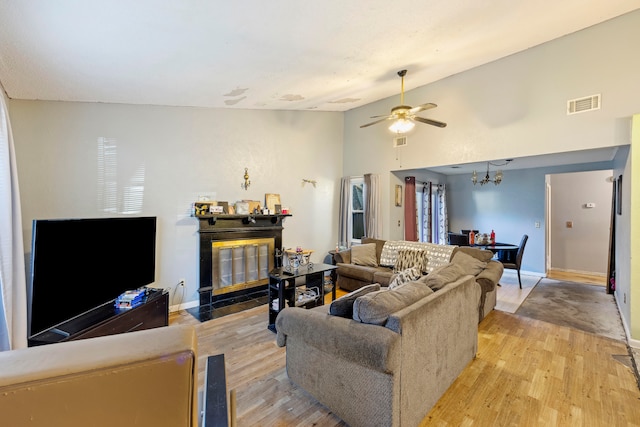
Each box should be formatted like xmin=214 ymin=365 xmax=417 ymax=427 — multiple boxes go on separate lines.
xmin=265 ymin=193 xmax=281 ymax=213
xmin=395 ymin=185 xmax=402 ymax=207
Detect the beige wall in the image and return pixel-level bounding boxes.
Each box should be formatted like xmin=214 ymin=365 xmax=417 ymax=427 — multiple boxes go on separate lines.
xmin=549 ymin=170 xmax=613 ymax=275
xmin=9 ymin=100 xmax=343 ymax=310
xmin=343 ymin=10 xmax=640 ymax=342
xmin=343 ymin=10 xmax=640 ymax=238
xmin=629 ymin=115 xmax=640 ymax=344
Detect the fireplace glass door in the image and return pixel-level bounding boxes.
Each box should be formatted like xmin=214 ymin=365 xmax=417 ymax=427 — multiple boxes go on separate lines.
xmin=212 ymin=238 xmax=274 ymax=295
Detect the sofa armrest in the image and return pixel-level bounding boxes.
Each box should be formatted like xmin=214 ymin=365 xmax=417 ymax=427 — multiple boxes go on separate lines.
xmin=0 ymin=326 xmax=198 ymax=427
xmin=276 ymin=307 xmax=400 ymax=373
xmin=476 ymin=260 xmax=504 ymax=292
xmin=333 ymin=249 xmax=351 ymax=264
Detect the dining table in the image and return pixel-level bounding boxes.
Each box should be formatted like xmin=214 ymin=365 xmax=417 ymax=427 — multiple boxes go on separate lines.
xmin=473 ymin=243 xmax=519 ymax=263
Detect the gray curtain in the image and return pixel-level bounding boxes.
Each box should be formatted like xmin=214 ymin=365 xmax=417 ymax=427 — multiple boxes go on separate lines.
xmin=422 ymin=182 xmax=433 ymax=242
xmin=363 ymin=173 xmax=382 ymax=238
xmin=436 ymin=184 xmax=448 ymax=244
xmin=421 ymin=182 xmax=448 ymax=244
xmin=0 ymin=90 xmax=28 ymax=350
xmin=338 ymin=177 xmax=350 ymax=246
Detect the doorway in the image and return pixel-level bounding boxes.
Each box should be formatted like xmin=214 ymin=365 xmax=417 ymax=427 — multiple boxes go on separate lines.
xmin=545 ymin=170 xmax=613 ymax=286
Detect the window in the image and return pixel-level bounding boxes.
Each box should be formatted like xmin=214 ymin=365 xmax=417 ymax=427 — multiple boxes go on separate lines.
xmin=350 ymin=177 xmax=365 ymax=244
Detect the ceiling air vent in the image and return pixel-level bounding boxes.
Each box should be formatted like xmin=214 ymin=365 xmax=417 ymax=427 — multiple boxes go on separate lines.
xmin=393 ymin=136 xmax=408 ymax=148
xmin=567 ymin=94 xmax=601 ymax=115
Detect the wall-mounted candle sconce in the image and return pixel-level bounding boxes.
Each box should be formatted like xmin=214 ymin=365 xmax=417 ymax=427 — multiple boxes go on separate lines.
xmin=241 ymin=167 xmax=251 ymax=190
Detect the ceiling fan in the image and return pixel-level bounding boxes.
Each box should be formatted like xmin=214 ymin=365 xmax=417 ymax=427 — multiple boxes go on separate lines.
xmin=360 ymin=69 xmax=447 ymax=133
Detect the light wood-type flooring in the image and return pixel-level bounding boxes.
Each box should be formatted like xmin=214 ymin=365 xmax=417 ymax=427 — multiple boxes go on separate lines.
xmin=546 ymin=268 xmax=607 ymax=286
xmin=170 ymin=276 xmax=640 ymax=426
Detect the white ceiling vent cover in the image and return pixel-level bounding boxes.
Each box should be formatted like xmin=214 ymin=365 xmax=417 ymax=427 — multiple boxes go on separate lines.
xmin=567 ymin=94 xmax=601 ymax=115
xmin=393 ymin=136 xmax=408 ymax=147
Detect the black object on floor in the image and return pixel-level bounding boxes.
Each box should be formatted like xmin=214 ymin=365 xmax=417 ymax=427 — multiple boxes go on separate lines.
xmin=202 ymin=354 xmax=229 ymax=427
xmin=187 ymin=289 xmax=269 ymax=322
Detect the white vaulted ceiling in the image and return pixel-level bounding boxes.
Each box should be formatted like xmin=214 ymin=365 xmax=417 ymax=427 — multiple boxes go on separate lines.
xmin=0 ymin=1 xmax=638 ymax=112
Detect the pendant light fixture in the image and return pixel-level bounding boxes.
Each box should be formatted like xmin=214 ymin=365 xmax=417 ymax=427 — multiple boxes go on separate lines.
xmin=471 ymin=159 xmax=513 ymax=186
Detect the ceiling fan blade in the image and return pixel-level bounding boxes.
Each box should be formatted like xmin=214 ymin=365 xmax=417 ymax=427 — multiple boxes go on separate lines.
xmin=413 ymin=116 xmax=447 ymax=128
xmin=369 ymin=114 xmax=392 ymax=118
xmin=409 ymin=103 xmax=437 ymax=114
xmin=360 ymin=117 xmax=392 ymax=128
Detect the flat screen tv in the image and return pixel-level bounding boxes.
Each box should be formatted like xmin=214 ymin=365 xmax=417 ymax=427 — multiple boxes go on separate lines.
xmin=28 ymin=216 xmax=157 ymax=338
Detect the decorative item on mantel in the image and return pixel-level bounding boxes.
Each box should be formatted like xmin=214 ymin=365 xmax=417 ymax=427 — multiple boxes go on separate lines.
xmin=265 ymin=193 xmax=280 ymax=214
xmin=194 ymin=200 xmax=227 ymax=216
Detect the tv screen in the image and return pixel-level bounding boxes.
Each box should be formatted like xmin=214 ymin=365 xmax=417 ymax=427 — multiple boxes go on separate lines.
xmin=29 ymin=216 xmax=157 ymax=337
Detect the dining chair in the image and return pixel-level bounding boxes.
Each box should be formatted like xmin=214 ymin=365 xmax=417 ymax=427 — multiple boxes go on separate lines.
xmin=501 ymin=234 xmax=528 ymax=288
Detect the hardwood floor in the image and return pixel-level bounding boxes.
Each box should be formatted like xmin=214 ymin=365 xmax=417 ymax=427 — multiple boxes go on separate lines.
xmin=546 ymin=268 xmax=607 ymax=286
xmin=170 ymin=279 xmax=640 ymax=426
xmin=425 ymin=311 xmax=639 ymax=426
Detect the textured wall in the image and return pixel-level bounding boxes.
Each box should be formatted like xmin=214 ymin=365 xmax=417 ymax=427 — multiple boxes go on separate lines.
xmin=10 ymin=100 xmax=343 ymax=309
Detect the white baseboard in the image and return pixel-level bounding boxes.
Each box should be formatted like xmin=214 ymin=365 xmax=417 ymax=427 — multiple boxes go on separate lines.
xmin=511 ymin=269 xmax=544 ymax=278
xmin=170 ymin=299 xmax=199 ymax=313
xmin=614 ymin=293 xmax=639 ymax=349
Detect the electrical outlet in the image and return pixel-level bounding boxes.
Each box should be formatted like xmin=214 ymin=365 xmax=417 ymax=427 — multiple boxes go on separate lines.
xmin=178 ymin=278 xmax=186 ymax=287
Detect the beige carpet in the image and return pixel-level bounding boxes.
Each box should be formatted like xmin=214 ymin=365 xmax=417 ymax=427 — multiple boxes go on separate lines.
xmin=494 ymin=270 xmax=541 ymax=313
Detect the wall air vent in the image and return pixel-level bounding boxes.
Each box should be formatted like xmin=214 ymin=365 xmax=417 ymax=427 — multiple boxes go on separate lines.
xmin=567 ymin=94 xmax=601 ymax=115
xmin=393 ymin=136 xmax=408 ymax=148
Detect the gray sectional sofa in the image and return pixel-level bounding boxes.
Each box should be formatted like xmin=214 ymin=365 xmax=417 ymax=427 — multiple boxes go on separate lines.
xmin=334 ymin=237 xmax=503 ymax=320
xmin=275 ymin=270 xmax=482 ymax=427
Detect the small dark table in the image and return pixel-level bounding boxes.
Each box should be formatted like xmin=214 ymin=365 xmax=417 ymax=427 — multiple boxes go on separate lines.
xmin=267 ymin=263 xmax=337 ymax=333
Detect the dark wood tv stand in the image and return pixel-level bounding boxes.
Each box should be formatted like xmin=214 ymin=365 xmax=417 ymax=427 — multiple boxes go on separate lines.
xmin=28 ymin=288 xmax=169 ymax=347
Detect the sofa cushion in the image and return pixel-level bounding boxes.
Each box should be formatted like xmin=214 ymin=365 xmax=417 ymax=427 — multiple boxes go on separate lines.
xmin=351 ymin=243 xmax=378 ymax=267
xmin=329 ymin=283 xmax=381 ymax=318
xmin=393 ymin=249 xmax=429 ymax=274
xmin=353 ymin=281 xmax=434 ymax=325
xmin=372 ymin=270 xmax=395 ymax=286
xmin=337 ymin=263 xmax=390 ymax=283
xmin=362 ymin=237 xmax=386 ymax=265
xmin=422 ymin=263 xmax=466 ymax=291
xmin=452 ymin=246 xmax=494 ymax=263
xmin=380 ymin=240 xmax=456 ymax=271
xmin=388 ymin=266 xmax=422 ymax=290
xmin=451 ymin=251 xmax=487 ymax=276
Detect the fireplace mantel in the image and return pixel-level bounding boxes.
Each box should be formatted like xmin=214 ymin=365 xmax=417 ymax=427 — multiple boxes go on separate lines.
xmin=197 ymin=214 xmax=291 ymax=307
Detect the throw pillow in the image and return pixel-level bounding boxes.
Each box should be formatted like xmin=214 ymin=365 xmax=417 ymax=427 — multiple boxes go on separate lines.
xmin=329 ymin=283 xmax=381 ymax=318
xmin=423 ymin=263 xmax=466 ymax=291
xmin=350 ymin=243 xmax=378 ymax=267
xmin=388 ymin=266 xmax=422 ymax=290
xmin=393 ymin=249 xmax=429 ymax=274
xmin=353 ymin=282 xmax=434 ymax=325
xmin=451 ymin=251 xmax=487 ymax=276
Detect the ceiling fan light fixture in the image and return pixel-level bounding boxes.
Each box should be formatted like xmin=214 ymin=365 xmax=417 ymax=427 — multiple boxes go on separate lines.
xmin=360 ymin=70 xmax=446 ymax=131
xmin=389 ymin=118 xmax=415 ymax=134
